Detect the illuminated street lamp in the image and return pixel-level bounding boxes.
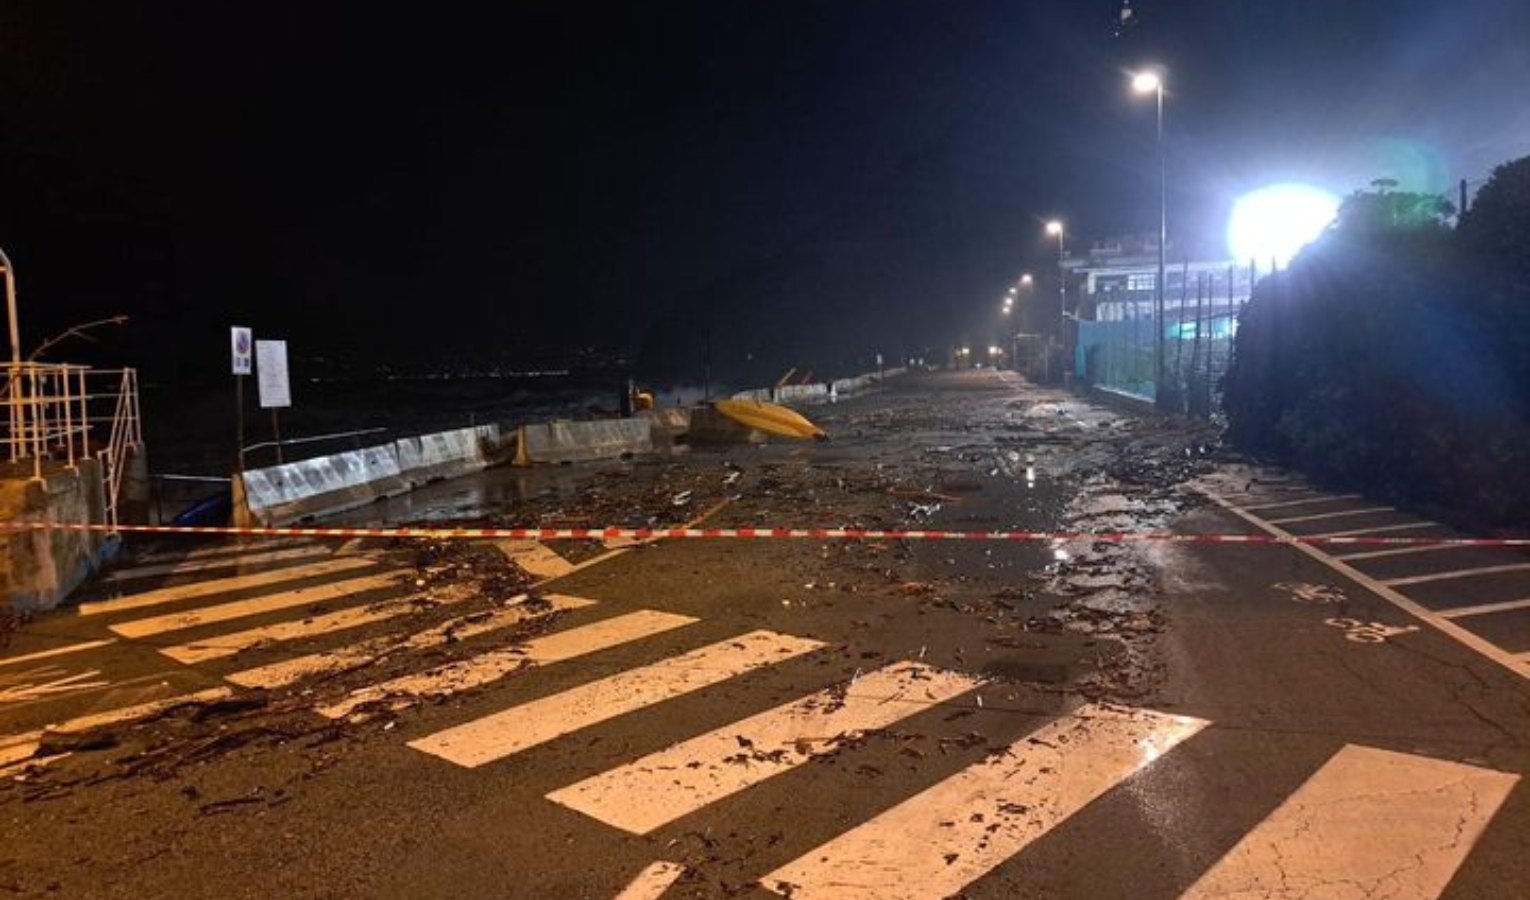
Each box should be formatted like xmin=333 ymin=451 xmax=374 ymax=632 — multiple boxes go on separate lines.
xmin=1044 ymin=221 xmax=1066 ymax=382
xmin=1131 ymin=68 xmax=1167 ymax=408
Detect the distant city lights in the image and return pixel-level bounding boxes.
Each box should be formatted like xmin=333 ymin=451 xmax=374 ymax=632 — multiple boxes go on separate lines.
xmin=1227 ymin=183 xmax=1340 ymax=266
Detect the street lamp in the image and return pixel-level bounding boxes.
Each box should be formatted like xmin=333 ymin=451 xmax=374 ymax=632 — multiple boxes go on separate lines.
xmin=1044 ymin=221 xmax=1066 ymax=383
xmin=1132 ymin=69 xmax=1167 ymax=408
xmin=0 ymin=247 xmax=19 ymax=367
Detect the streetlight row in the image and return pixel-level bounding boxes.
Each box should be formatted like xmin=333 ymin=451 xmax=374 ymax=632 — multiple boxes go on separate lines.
xmin=1000 ymin=272 xmax=1033 ymax=315
xmin=995 ymin=68 xmax=1166 ymax=400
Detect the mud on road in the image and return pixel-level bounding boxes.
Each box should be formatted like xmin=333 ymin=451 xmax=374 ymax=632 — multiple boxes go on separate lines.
xmin=1 ymin=369 xmax=1225 ymax=899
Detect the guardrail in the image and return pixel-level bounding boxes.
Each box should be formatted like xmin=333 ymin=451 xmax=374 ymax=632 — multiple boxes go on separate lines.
xmin=2 ymin=362 xmax=142 ymax=529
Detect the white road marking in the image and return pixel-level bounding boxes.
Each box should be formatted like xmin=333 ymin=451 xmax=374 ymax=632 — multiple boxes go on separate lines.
xmin=0 ymin=666 xmax=110 ymax=705
xmin=125 ymin=538 xmax=312 ymax=567
xmin=1438 ymin=597 xmax=1530 ymax=619
xmin=158 ymin=589 xmax=446 ymax=664
xmin=1384 ymin=562 xmax=1530 ymax=587
xmin=109 ymin=571 xmax=405 ymax=639
xmin=762 ymin=704 xmax=1209 ymax=900
xmin=1240 ymin=493 xmax=1362 ymax=512
xmin=1266 ymin=506 xmax=1393 ymax=526
xmin=1308 ymin=521 xmax=1436 ymax=539
xmin=613 ymin=862 xmax=687 ymax=900
xmin=495 ymin=540 xmax=575 ymax=579
xmin=548 ymin=662 xmax=980 ymax=834
xmin=225 ymin=593 xmax=595 ymax=690
xmin=1333 ymin=543 xmax=1474 ymax=562
xmin=0 ymin=639 xmax=117 ymax=669
xmin=1206 ymin=491 xmax=1529 ymax=682
xmin=317 ymin=608 xmax=695 ymax=720
xmin=0 ymin=686 xmax=233 ymax=771
xmin=1177 ymin=745 xmax=1519 ymax=900
xmin=78 ymin=556 xmax=377 ymax=616
xmin=410 ymin=630 xmax=825 ymax=768
xmin=101 ymin=546 xmax=332 ymax=583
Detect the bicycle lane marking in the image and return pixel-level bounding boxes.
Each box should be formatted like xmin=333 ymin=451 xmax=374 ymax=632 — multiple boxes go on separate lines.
xmin=1202 ymin=489 xmax=1530 ymax=682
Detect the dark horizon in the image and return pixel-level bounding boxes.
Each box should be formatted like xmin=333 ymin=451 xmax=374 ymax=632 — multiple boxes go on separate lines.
xmin=3 ymin=1 xmax=1527 ymax=386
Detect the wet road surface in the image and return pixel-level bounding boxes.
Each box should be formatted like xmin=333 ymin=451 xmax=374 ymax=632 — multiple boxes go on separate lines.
xmin=3 ymin=370 xmax=1527 ymax=899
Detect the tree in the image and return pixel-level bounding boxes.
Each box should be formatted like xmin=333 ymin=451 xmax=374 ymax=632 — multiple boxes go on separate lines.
xmin=1332 ymin=186 xmax=1454 ymax=239
xmin=1223 ymin=165 xmax=1530 ymax=526
xmin=1457 ymin=155 xmax=1530 ymax=293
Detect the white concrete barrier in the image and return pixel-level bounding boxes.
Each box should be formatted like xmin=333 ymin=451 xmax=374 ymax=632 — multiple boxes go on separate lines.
xmin=395 ymin=425 xmax=500 ymax=488
xmin=776 ymin=383 xmax=828 ymax=402
xmin=237 ymin=445 xmax=407 ymax=526
xmin=517 ymin=418 xmax=653 ymax=465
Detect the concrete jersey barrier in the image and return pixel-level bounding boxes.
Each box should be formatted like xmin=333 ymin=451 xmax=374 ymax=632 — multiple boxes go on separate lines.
xmin=237 ymin=445 xmax=407 ymax=526
xmin=517 ymin=418 xmax=653 ymax=464
xmin=395 ymin=425 xmax=500 ymax=488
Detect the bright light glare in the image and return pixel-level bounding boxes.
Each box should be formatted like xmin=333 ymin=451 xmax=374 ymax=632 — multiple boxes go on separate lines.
xmin=1045 ymin=220 xmax=1063 ymax=236
xmin=1131 ymin=71 xmax=1161 ymax=93
xmin=1227 ymin=184 xmax=1339 ymax=266
xmin=1020 ymin=273 xmax=1033 ymax=285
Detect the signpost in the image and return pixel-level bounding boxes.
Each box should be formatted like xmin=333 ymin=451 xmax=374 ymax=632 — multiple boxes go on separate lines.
xmin=231 ymin=326 xmax=252 ymax=471
xmin=255 ymin=339 xmax=291 ymax=463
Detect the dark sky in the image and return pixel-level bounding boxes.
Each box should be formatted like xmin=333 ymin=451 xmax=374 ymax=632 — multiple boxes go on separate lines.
xmin=2 ymin=1 xmax=1527 ymax=383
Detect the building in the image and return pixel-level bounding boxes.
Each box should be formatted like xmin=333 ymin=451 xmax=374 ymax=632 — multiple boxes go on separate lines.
xmin=1064 ymin=236 xmax=1271 ymax=409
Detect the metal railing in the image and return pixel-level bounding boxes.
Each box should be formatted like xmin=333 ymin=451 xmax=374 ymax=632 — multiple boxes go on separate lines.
xmin=2 ymin=362 xmax=143 ymax=528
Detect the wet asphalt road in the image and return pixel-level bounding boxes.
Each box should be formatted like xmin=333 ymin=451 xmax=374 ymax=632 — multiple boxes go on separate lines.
xmin=2 ymin=369 xmax=1527 ymax=899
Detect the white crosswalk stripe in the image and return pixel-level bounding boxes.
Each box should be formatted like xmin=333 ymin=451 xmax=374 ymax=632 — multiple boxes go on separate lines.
xmin=110 ymin=571 xmax=405 ymax=639
xmin=14 ymin=538 xmax=1523 ymax=900
xmin=158 ymin=588 xmax=443 ymax=664
xmin=761 ymin=704 xmax=1209 ymax=900
xmin=548 ymin=662 xmax=981 ymax=835
xmin=613 ymin=862 xmax=686 ymax=900
xmin=1177 ymin=745 xmax=1519 ymax=900
xmin=409 ymin=630 xmax=824 ymax=768
xmin=225 ymin=593 xmax=596 ymax=690
xmin=101 ymin=545 xmax=333 ymax=583
xmin=78 ymin=556 xmax=378 ymax=616
xmin=123 ymin=537 xmax=314 ymax=568
xmin=494 ymin=540 xmax=575 ymax=579
xmin=319 ymin=608 xmax=698 ymax=720
xmin=0 ymin=686 xmax=233 ymax=775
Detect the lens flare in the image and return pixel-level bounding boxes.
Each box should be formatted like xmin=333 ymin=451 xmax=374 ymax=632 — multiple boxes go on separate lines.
xmin=1227 ymin=184 xmax=1340 ymax=266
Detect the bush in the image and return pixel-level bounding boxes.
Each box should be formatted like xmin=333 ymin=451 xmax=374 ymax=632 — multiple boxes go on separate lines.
xmin=1223 ymin=164 xmax=1530 ymax=529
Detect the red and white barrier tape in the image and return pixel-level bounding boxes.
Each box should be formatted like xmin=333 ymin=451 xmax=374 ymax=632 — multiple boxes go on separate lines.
xmin=4 ymin=521 xmax=1529 ymax=548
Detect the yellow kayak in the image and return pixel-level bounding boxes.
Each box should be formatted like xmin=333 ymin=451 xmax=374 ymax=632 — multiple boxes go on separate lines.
xmin=713 ymin=399 xmax=828 ymax=440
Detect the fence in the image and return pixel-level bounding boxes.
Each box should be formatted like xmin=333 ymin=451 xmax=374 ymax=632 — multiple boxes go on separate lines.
xmin=1075 ymin=261 xmax=1274 ymax=419
xmin=2 ymin=362 xmax=143 ymax=528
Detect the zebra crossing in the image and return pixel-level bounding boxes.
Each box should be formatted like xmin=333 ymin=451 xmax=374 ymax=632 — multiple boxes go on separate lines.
xmin=3 ymin=536 xmax=1525 ymax=899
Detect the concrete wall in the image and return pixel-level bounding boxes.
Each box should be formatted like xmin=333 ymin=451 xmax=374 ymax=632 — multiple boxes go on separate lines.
xmin=2 ymin=459 xmax=111 ymax=612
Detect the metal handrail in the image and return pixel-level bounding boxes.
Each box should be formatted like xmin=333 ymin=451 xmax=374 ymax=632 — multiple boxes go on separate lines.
xmin=2 ymin=361 xmax=141 ymax=531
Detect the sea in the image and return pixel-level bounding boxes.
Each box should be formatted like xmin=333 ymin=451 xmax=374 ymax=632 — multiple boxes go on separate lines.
xmin=140 ymin=371 xmax=717 ymax=482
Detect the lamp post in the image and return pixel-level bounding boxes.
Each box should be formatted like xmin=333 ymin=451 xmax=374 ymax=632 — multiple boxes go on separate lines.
xmin=1004 ymin=273 xmax=1032 ymax=374
xmin=1 ymin=247 xmax=20 ymax=463
xmin=1045 ymin=221 xmax=1066 ymax=383
xmin=1 ymin=247 xmax=19 ymax=368
xmin=1132 ymin=70 xmax=1167 ymax=409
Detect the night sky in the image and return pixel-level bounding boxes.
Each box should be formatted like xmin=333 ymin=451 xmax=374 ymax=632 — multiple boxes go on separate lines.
xmin=2 ymin=1 xmax=1527 ymax=385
